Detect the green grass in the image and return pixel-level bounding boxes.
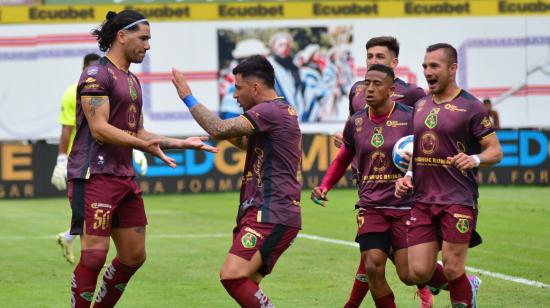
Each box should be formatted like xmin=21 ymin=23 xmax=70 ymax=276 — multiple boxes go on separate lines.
xmin=1 ymin=187 xmax=549 ymax=307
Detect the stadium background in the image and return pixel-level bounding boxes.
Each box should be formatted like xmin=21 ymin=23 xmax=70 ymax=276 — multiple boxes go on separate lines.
xmin=0 ymin=0 xmax=549 ymax=307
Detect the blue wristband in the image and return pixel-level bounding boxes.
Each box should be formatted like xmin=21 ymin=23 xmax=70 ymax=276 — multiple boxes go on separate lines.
xmin=182 ymin=94 xmax=199 ymax=109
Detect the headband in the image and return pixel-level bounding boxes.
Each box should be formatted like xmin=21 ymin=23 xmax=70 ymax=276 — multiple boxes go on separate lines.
xmin=122 ymin=19 xmax=148 ymax=30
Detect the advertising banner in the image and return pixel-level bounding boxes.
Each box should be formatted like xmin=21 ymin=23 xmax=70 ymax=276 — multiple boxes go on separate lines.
xmin=0 ymin=130 xmax=548 ymax=199
xmin=0 ymin=1 xmax=549 ymax=141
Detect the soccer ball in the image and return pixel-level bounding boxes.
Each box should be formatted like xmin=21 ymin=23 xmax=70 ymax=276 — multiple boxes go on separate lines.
xmin=392 ymin=135 xmax=414 ymax=173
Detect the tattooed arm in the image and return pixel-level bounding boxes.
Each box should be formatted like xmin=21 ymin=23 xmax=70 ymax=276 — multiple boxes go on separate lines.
xmin=188 ymin=104 xmax=254 ymax=140
xmin=81 ymin=96 xmax=178 ymax=167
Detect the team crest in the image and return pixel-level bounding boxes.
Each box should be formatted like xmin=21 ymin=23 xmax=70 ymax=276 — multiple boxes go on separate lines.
xmin=355 ymin=117 xmax=363 ymax=132
xmin=370 ymin=127 xmax=384 ymax=148
xmin=128 ymin=77 xmax=138 ymax=101
xmin=456 ymin=218 xmax=470 ymax=234
xmin=424 ymin=108 xmax=440 ymax=129
xmin=80 ymin=292 xmax=93 ymax=302
xmin=115 ymin=283 xmax=127 ymax=292
xmin=241 ymin=232 xmax=257 ymax=248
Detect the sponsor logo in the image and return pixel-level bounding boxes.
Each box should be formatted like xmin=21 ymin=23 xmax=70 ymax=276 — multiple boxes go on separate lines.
xmin=355 ymin=117 xmax=363 ymax=132
xmin=244 ymin=227 xmax=263 ymax=239
xmin=87 ymin=66 xmax=98 ymax=76
xmin=453 ymin=213 xmax=473 ymax=220
xmin=312 ymin=3 xmax=379 ymax=16
xmin=124 ymin=5 xmax=190 ymax=18
xmin=444 ymin=103 xmax=467 ymax=112
xmin=404 ymin=1 xmax=471 ymax=15
xmin=416 ymin=99 xmax=427 ymax=112
xmin=29 ymin=7 xmax=95 ymax=21
xmin=128 ymin=104 xmax=138 ymax=129
xmin=253 ymin=147 xmax=264 ymax=187
xmin=420 ymin=131 xmax=438 ymax=155
xmin=83 ymin=84 xmax=100 ymax=90
xmin=386 ymin=120 xmax=408 ymax=128
xmin=498 ymin=0 xmax=550 ymax=13
xmin=219 ymin=4 xmax=284 ymax=17
xmin=287 ymin=106 xmax=297 ymax=116
xmin=85 ymin=77 xmax=96 ymax=83
xmin=370 ymin=150 xmax=388 ymax=173
xmin=456 ymin=218 xmax=470 ymax=233
xmin=370 ymin=127 xmax=384 ymax=148
xmin=241 ymin=232 xmax=257 ymax=248
xmin=90 ymin=202 xmax=112 ymax=209
xmin=481 ymin=116 xmax=493 ymax=128
xmin=107 ymin=68 xmax=117 ymax=80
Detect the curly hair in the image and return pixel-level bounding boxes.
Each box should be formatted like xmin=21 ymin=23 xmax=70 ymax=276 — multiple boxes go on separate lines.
xmin=91 ymin=10 xmax=148 ymax=52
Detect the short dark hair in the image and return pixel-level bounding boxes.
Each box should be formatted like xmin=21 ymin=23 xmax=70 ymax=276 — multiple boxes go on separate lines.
xmin=367 ymin=64 xmax=395 ymax=81
xmin=426 ymin=43 xmax=458 ymax=65
xmin=366 ymin=36 xmax=399 ymax=58
xmin=83 ymin=53 xmax=100 ymax=68
xmin=483 ymin=98 xmax=492 ymax=104
xmin=232 ymin=55 xmax=275 ymax=88
xmin=91 ymin=10 xmax=149 ymax=52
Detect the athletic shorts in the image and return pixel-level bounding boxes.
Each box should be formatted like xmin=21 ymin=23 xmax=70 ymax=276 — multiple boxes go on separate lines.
xmin=229 ymin=207 xmax=299 ymax=276
xmin=355 ymin=207 xmax=410 ymax=252
xmin=407 ymin=202 xmax=478 ymax=247
xmin=68 ymin=174 xmax=147 ymax=236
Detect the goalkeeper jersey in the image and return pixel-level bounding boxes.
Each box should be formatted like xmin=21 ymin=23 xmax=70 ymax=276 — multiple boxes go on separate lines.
xmin=59 ymin=82 xmax=77 ymax=154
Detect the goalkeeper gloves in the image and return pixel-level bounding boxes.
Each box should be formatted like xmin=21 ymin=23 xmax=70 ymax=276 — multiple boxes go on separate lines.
xmin=51 ymin=154 xmax=68 ymax=191
xmin=132 ymin=149 xmax=148 ymax=176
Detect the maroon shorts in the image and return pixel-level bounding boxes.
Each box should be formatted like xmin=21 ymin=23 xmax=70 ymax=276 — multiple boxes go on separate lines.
xmin=407 ymin=202 xmax=476 ymax=247
xmin=229 ymin=207 xmax=299 ymax=276
xmin=356 ymin=207 xmax=410 ymax=251
xmin=68 ymin=174 xmax=147 ymax=236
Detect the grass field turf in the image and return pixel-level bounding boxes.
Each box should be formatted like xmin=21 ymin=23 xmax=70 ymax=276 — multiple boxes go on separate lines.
xmin=1 ymin=187 xmax=549 ymax=307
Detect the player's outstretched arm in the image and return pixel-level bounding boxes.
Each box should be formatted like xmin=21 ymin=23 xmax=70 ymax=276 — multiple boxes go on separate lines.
xmin=171 ymin=68 xmax=254 ymax=140
xmin=312 ymin=146 xmax=355 ymax=206
xmin=136 ymin=115 xmax=218 ymax=153
xmin=81 ymin=96 xmax=176 ymax=168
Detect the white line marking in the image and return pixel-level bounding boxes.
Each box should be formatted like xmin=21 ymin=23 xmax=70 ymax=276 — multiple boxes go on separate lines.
xmin=298 ymin=233 xmax=550 ymax=290
xmin=4 ymin=232 xmax=549 ymax=289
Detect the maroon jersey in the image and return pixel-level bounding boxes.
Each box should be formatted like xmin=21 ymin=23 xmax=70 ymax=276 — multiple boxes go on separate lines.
xmin=348 ymin=77 xmax=425 ymax=115
xmin=68 ymin=57 xmax=142 ymax=180
xmin=240 ymin=99 xmax=302 ymax=228
xmin=412 ymin=90 xmax=495 ymax=207
xmin=343 ymin=102 xmax=414 ymax=208
xmin=392 ymin=78 xmax=425 ymax=107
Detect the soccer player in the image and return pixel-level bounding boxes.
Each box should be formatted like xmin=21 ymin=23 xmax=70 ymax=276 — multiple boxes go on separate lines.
xmin=52 ymin=53 xmax=149 ymax=265
xmin=334 ymin=36 xmax=430 ymax=308
xmin=68 ymin=10 xmax=217 ymax=307
xmin=483 ymin=98 xmax=500 ymax=129
xmin=395 ymin=43 xmax=503 ymax=308
xmin=312 ymin=64 xmax=418 ymax=308
xmin=171 ymin=55 xmax=302 ymax=308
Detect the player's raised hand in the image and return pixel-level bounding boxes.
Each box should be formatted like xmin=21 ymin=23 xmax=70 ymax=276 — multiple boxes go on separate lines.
xmin=394 ymin=176 xmax=413 ymax=198
xmin=180 ymin=136 xmax=219 ymax=153
xmin=447 ymin=152 xmax=477 ymax=171
xmin=171 ymin=68 xmax=192 ymax=100
xmin=142 ymin=139 xmax=176 ymax=168
xmin=333 ymin=131 xmax=344 ymax=148
xmin=311 ymin=186 xmax=328 ymax=207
